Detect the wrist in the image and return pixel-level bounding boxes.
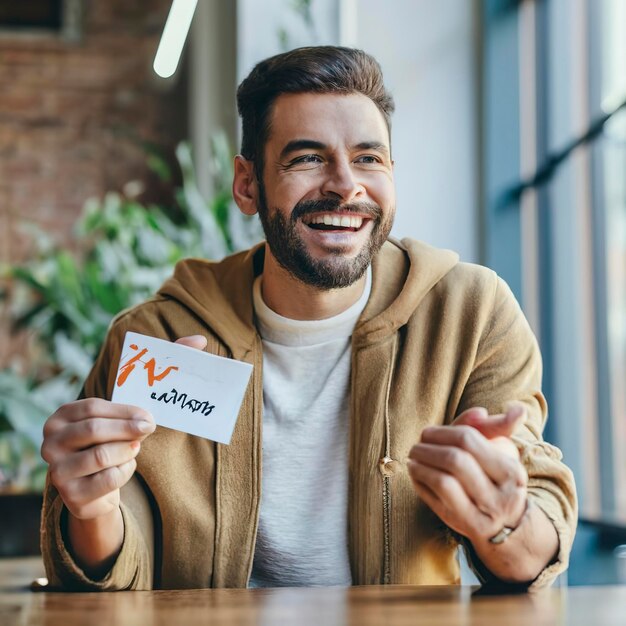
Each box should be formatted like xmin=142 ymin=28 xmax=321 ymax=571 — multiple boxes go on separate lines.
xmin=68 ymin=505 xmax=122 ymax=528
xmin=67 ymin=507 xmax=124 ymax=579
xmin=487 ymin=498 xmax=530 ymax=545
xmin=467 ymin=499 xmax=558 ymax=583
xmin=468 ymin=497 xmax=529 ymax=548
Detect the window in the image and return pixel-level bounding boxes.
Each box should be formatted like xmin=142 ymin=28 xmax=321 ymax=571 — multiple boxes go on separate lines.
xmin=0 ymin=0 xmax=83 ymax=41
xmin=594 ymin=0 xmax=626 ymax=522
xmin=0 ymin=1 xmax=63 ymax=31
xmin=484 ymin=0 xmax=626 ymax=527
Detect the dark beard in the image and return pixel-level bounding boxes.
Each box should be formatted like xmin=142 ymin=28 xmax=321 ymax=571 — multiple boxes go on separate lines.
xmin=257 ymin=184 xmax=393 ymax=289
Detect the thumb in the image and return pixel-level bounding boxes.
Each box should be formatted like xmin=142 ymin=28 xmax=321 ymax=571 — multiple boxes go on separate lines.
xmin=452 ymin=403 xmax=526 ymax=440
xmin=174 ymin=335 xmax=208 ymax=351
xmin=452 ymin=406 xmax=489 ymax=427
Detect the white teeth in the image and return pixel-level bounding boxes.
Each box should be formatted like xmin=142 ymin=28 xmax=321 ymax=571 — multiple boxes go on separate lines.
xmin=306 ymin=214 xmax=365 ymax=229
xmin=339 ymin=216 xmax=351 ymax=227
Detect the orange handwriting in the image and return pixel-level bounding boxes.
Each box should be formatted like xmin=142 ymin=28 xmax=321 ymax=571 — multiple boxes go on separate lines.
xmin=116 ymin=343 xmax=179 ymax=387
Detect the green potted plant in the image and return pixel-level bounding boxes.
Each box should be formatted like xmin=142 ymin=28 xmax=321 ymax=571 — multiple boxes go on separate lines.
xmin=0 ymin=139 xmax=262 ymax=556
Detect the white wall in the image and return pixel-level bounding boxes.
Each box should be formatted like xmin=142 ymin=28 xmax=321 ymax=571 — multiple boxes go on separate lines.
xmin=233 ymin=0 xmax=479 ymax=262
xmin=237 ymin=0 xmax=341 ymax=82
xmin=356 ymin=0 xmax=479 ymax=261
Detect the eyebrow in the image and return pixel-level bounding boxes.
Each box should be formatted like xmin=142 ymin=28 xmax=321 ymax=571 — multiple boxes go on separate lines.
xmin=353 ymin=141 xmax=390 ymax=154
xmin=279 ymin=140 xmax=326 ymax=161
xmin=279 ymin=139 xmax=390 ymax=161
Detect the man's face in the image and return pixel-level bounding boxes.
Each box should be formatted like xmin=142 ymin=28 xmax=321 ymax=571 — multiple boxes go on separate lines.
xmin=257 ymin=92 xmax=396 ymax=289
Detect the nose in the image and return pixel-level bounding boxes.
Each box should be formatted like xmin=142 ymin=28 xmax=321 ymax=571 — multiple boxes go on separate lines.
xmin=320 ymin=158 xmax=365 ymax=204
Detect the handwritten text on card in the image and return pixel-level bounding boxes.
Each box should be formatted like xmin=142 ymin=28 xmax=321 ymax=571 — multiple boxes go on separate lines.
xmin=111 ymin=332 xmax=253 ymax=444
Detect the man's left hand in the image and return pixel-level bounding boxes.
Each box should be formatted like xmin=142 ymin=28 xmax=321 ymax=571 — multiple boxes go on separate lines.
xmin=407 ymin=404 xmax=528 ymax=546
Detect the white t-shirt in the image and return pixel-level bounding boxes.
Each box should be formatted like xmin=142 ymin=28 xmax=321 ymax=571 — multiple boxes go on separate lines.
xmin=248 ymin=269 xmax=372 ymax=587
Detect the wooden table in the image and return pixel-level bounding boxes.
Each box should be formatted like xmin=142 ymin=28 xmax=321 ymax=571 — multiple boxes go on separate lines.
xmin=1 ymin=557 xmax=625 ymax=626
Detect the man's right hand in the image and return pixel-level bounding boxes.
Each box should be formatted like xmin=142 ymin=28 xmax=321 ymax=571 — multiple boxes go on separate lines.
xmin=40 ymin=335 xmax=207 ymax=577
xmin=41 ymin=335 xmax=207 ymax=520
xmin=40 ymin=397 xmax=154 ymax=578
xmin=41 ymin=398 xmax=155 ymax=520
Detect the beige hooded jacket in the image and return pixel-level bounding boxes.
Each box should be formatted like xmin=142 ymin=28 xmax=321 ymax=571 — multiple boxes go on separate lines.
xmin=41 ymin=239 xmax=577 ymax=591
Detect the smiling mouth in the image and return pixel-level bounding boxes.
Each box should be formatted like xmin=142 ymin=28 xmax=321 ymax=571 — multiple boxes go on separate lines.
xmin=301 ymin=213 xmax=370 ymax=233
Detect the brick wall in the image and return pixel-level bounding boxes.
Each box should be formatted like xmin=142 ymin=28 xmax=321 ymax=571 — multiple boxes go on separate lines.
xmin=0 ymin=0 xmax=188 ymax=367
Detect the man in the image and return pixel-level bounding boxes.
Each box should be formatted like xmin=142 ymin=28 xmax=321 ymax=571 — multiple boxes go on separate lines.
xmin=40 ymin=46 xmax=577 ymax=591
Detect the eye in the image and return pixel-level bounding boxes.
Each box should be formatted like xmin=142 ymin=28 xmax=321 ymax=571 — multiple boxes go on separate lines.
xmin=291 ymin=154 xmax=323 ymax=165
xmin=355 ymin=155 xmax=381 ymax=164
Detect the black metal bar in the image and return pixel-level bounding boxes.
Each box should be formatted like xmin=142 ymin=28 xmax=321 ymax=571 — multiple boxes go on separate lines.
xmin=505 ymin=96 xmax=626 ymax=200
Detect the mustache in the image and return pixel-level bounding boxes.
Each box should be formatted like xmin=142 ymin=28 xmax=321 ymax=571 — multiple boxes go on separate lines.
xmin=291 ymin=197 xmax=382 ymax=222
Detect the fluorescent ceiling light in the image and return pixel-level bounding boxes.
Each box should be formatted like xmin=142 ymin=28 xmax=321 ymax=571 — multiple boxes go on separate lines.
xmin=154 ymin=0 xmax=198 ymax=78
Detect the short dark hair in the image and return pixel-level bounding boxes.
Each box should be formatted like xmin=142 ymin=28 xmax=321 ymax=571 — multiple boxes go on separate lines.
xmin=236 ymin=46 xmax=395 ymax=177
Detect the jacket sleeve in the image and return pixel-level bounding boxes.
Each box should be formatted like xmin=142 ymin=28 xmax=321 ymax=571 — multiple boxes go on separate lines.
xmin=40 ymin=484 xmax=152 ymax=591
xmin=456 ymin=275 xmax=578 ymax=590
xmin=40 ymin=316 xmax=155 ymax=591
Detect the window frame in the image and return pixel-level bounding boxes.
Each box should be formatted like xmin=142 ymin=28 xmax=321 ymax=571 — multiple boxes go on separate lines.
xmin=0 ymin=0 xmax=83 ymax=42
xmin=483 ymin=0 xmax=626 ymax=526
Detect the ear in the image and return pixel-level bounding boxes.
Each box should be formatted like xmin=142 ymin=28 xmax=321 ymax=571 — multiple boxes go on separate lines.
xmin=232 ymin=155 xmax=259 ymax=216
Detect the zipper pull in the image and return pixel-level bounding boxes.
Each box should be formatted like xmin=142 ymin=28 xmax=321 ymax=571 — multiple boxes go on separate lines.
xmin=379 ymin=456 xmax=401 ymax=477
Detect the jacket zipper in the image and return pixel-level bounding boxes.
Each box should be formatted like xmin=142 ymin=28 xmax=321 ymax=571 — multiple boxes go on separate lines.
xmin=245 ymin=336 xmax=264 ymax=585
xmin=380 ymin=335 xmax=398 ymax=585
xmin=382 ymin=474 xmax=391 ymax=584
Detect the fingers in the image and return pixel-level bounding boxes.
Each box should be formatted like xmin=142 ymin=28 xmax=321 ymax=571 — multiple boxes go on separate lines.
xmin=84 ymin=459 xmax=137 ymax=502
xmin=452 ymin=404 xmax=526 ymax=440
xmin=46 ymin=398 xmax=152 ymax=427
xmin=42 ymin=398 xmax=154 ymax=455
xmin=175 ymin=335 xmax=208 ymax=350
xmin=50 ymin=441 xmax=141 ymax=482
xmin=451 ymin=406 xmax=488 ymax=427
xmin=41 ymin=397 xmax=153 ymax=520
xmin=418 ymin=425 xmax=526 ymax=486
xmin=59 ymin=459 xmax=137 ymax=519
xmin=407 ymin=459 xmax=477 ymax=536
xmin=408 ymin=457 xmax=527 ymax=541
xmin=408 ymin=405 xmax=529 ymax=541
xmin=49 ymin=417 xmax=154 ymax=453
xmin=409 ymin=443 xmax=498 ymax=513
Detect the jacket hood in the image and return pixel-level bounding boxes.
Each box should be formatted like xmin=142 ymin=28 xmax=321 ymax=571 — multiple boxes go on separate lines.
xmin=157 ymin=238 xmax=459 ymax=358
xmin=354 ymin=238 xmax=458 ymax=347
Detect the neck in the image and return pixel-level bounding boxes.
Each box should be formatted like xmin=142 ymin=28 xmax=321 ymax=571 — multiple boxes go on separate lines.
xmin=260 ymin=247 xmax=367 ymax=320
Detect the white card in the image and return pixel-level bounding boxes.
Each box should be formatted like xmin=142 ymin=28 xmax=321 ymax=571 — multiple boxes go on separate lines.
xmin=111 ymin=331 xmax=252 ymax=444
